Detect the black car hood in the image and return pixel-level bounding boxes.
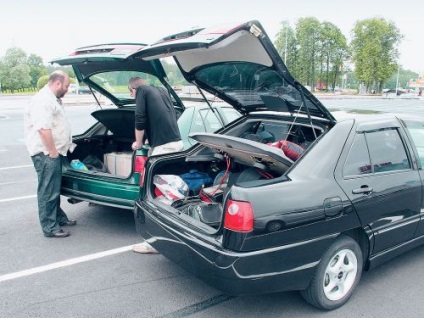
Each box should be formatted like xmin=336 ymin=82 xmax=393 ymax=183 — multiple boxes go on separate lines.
xmin=132 ymin=20 xmax=335 ymax=123
xmin=190 ymin=132 xmax=293 ymax=174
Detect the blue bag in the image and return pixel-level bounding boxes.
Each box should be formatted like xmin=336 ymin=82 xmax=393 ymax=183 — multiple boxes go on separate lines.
xmin=180 ymin=169 xmax=213 ymax=192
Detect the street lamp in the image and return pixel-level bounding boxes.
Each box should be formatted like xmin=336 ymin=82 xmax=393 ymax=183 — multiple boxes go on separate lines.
xmin=395 ymin=64 xmax=400 ymax=96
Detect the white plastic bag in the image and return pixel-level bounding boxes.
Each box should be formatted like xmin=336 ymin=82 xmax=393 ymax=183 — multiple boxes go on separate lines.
xmin=153 ymin=175 xmax=189 ymax=201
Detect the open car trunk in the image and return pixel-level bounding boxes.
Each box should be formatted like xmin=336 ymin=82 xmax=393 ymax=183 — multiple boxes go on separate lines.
xmin=144 ymin=116 xmax=327 ymax=230
xmin=65 ymin=108 xmax=136 ymax=177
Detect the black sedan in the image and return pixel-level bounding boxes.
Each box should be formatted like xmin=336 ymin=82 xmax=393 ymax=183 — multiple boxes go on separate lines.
xmin=133 ymin=20 xmax=424 ymax=310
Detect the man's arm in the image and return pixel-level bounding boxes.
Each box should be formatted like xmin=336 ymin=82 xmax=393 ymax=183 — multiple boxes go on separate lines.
xmin=38 ymin=128 xmax=59 ymax=158
xmin=132 ymin=129 xmax=145 ymax=150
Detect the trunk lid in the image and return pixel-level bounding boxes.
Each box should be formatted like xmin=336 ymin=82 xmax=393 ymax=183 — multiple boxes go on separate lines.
xmin=50 ymin=43 xmax=170 ymax=107
xmin=191 ymin=132 xmax=293 ymax=174
xmin=131 ymin=20 xmax=335 ymax=123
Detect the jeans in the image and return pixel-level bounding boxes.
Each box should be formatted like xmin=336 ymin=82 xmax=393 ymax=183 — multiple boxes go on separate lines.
xmin=31 ymin=153 xmax=69 ymax=236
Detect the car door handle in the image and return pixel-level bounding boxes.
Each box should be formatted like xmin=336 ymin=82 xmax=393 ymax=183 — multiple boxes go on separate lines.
xmin=352 ymin=186 xmax=373 ymax=195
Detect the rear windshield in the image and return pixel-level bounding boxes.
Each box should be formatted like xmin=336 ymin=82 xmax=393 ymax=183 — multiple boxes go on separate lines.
xmin=194 ymin=62 xmax=320 ymax=115
xmin=89 ymin=71 xmax=164 ymax=102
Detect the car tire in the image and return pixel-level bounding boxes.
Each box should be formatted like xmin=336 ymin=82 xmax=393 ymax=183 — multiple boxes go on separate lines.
xmin=300 ymin=235 xmax=363 ymax=310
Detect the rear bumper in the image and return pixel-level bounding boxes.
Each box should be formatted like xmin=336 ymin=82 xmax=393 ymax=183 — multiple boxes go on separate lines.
xmin=61 ymin=174 xmax=140 ymax=209
xmin=134 ymin=199 xmax=325 ymax=295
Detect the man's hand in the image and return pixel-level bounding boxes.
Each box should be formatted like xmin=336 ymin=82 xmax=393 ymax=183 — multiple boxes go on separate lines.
xmin=132 ymin=141 xmax=142 ymax=150
xmin=48 ymin=150 xmax=60 ymax=158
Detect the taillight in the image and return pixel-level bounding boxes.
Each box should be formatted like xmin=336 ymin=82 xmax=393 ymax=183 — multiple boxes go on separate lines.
xmin=224 ymin=200 xmax=254 ymax=232
xmin=134 ymin=156 xmax=147 ymax=186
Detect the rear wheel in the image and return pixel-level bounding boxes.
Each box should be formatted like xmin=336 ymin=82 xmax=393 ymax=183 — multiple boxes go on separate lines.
xmin=300 ymin=235 xmax=363 ymax=310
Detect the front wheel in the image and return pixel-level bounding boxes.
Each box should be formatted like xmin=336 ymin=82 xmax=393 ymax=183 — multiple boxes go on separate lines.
xmin=300 ymin=235 xmax=363 ymax=310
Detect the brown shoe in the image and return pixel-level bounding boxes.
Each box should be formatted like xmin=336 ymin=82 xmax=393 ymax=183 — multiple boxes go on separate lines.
xmin=50 ymin=229 xmax=70 ymax=238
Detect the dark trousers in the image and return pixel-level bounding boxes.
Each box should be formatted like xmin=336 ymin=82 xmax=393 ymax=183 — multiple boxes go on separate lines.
xmin=31 ymin=153 xmax=69 ymax=236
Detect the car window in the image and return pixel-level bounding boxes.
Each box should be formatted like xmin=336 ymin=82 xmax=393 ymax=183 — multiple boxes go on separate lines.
xmin=89 ymin=71 xmax=165 ymax=101
xmin=192 ymin=108 xmax=223 ymax=133
xmin=344 ymin=128 xmax=410 ymax=177
xmin=403 ymin=120 xmax=424 ymax=168
xmin=367 ymin=129 xmax=410 ymax=173
xmin=344 ymin=134 xmax=371 ymax=176
xmin=220 ymin=107 xmax=242 ymax=124
xmin=195 ymin=63 xmax=319 ymax=115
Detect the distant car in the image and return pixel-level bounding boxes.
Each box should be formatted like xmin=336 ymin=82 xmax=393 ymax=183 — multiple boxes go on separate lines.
xmin=76 ymin=86 xmax=92 ymax=94
xmin=132 ymin=20 xmax=424 ymax=311
xmin=68 ymin=83 xmax=92 ymax=94
xmin=68 ymin=84 xmax=79 ymax=94
xmin=51 ymin=44 xmax=241 ymax=210
xmin=177 ymin=100 xmax=241 ymax=149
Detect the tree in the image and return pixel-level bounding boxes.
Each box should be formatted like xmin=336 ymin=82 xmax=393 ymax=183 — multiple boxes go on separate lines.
xmin=37 ymin=75 xmax=49 ymax=90
xmin=0 ymin=47 xmax=31 ymax=93
xmin=295 ymin=17 xmax=321 ymax=90
xmin=274 ymin=20 xmax=298 ymax=72
xmin=27 ymin=54 xmax=47 ymax=91
xmin=317 ymin=22 xmax=348 ymax=91
xmin=350 ymin=18 xmax=403 ymax=93
xmin=274 ymin=19 xmax=349 ymax=91
xmin=384 ymin=67 xmax=418 ymax=90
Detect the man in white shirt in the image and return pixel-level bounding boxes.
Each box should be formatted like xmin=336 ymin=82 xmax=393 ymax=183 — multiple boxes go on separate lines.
xmin=24 ymin=70 xmax=76 ymax=238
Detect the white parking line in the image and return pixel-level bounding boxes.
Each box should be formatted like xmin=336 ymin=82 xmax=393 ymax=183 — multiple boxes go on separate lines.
xmin=0 ymin=195 xmax=36 ymax=203
xmin=0 ymin=164 xmax=33 ymax=171
xmin=0 ymin=245 xmax=136 ymax=283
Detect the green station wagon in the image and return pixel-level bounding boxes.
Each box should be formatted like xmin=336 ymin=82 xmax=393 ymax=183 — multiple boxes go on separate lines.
xmin=51 ymin=44 xmax=240 ymax=210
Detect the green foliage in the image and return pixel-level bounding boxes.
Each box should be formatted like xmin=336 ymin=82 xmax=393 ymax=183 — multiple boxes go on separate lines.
xmin=274 ymin=17 xmax=405 ymax=93
xmin=0 ymin=17 xmax=412 ymax=95
xmin=384 ymin=67 xmax=418 ymax=90
xmin=28 ymin=54 xmax=47 ymax=90
xmin=350 ymin=18 xmax=403 ymax=93
xmin=317 ymin=22 xmax=348 ymax=90
xmin=37 ymin=75 xmax=49 ymax=90
xmin=162 ymin=60 xmax=188 ymax=86
xmin=274 ymin=18 xmax=348 ymax=91
xmin=0 ymin=48 xmax=77 ymax=93
xmin=0 ymin=48 xmax=32 ymax=93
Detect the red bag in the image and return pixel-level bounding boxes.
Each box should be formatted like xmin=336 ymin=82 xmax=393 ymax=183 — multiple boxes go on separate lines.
xmin=268 ymin=140 xmax=305 ymax=161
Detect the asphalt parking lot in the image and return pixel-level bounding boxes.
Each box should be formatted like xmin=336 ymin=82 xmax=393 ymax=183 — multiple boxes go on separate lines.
xmin=2 ymin=95 xmax=424 ymax=317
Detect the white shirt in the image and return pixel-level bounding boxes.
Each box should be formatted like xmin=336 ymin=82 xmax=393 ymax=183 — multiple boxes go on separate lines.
xmin=24 ymin=85 xmax=76 ymax=156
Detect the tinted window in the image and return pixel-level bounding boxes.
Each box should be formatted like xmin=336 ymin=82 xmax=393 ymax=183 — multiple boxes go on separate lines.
xmin=195 ymin=62 xmax=319 ymax=114
xmin=344 ymin=128 xmax=410 ymax=177
xmin=344 ymin=134 xmax=371 ymax=176
xmin=403 ymin=120 xmax=424 ymax=168
xmin=367 ymin=129 xmax=410 ymax=173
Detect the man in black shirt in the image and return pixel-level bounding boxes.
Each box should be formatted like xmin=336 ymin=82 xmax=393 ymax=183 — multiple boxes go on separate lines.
xmin=129 ymin=77 xmax=183 ymax=155
xmin=129 ymin=77 xmax=184 ymax=254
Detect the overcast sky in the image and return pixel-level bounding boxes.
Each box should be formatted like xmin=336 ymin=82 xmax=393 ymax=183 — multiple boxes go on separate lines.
xmin=1 ymin=0 xmax=423 ymax=74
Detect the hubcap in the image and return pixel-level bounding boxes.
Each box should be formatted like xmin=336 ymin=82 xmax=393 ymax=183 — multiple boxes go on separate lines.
xmin=323 ymin=248 xmax=358 ymax=301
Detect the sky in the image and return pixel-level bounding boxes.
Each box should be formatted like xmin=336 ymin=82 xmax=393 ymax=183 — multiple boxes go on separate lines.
xmin=1 ymin=0 xmax=423 ymax=74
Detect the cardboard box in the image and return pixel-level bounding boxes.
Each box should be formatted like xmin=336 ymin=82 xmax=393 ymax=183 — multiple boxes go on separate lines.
xmin=104 ymin=152 xmax=133 ymax=177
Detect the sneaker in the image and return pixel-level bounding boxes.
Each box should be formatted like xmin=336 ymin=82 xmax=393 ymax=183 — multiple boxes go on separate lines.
xmin=60 ymin=219 xmax=77 ymax=226
xmin=132 ymin=242 xmax=159 ymax=254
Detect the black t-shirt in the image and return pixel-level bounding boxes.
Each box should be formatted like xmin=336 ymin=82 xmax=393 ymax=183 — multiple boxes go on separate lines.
xmin=134 ymin=85 xmax=181 ymax=148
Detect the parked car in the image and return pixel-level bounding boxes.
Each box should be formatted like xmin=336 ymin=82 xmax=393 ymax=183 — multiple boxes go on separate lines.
xmin=50 ymin=44 xmax=241 ymax=210
xmin=132 ymin=20 xmax=424 ymax=310
xmin=76 ymin=85 xmax=92 ymax=94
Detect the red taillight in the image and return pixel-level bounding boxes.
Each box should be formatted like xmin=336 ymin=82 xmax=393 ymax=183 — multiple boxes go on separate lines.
xmin=224 ymin=200 xmax=254 ymax=232
xmin=134 ymin=156 xmax=147 ymax=186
